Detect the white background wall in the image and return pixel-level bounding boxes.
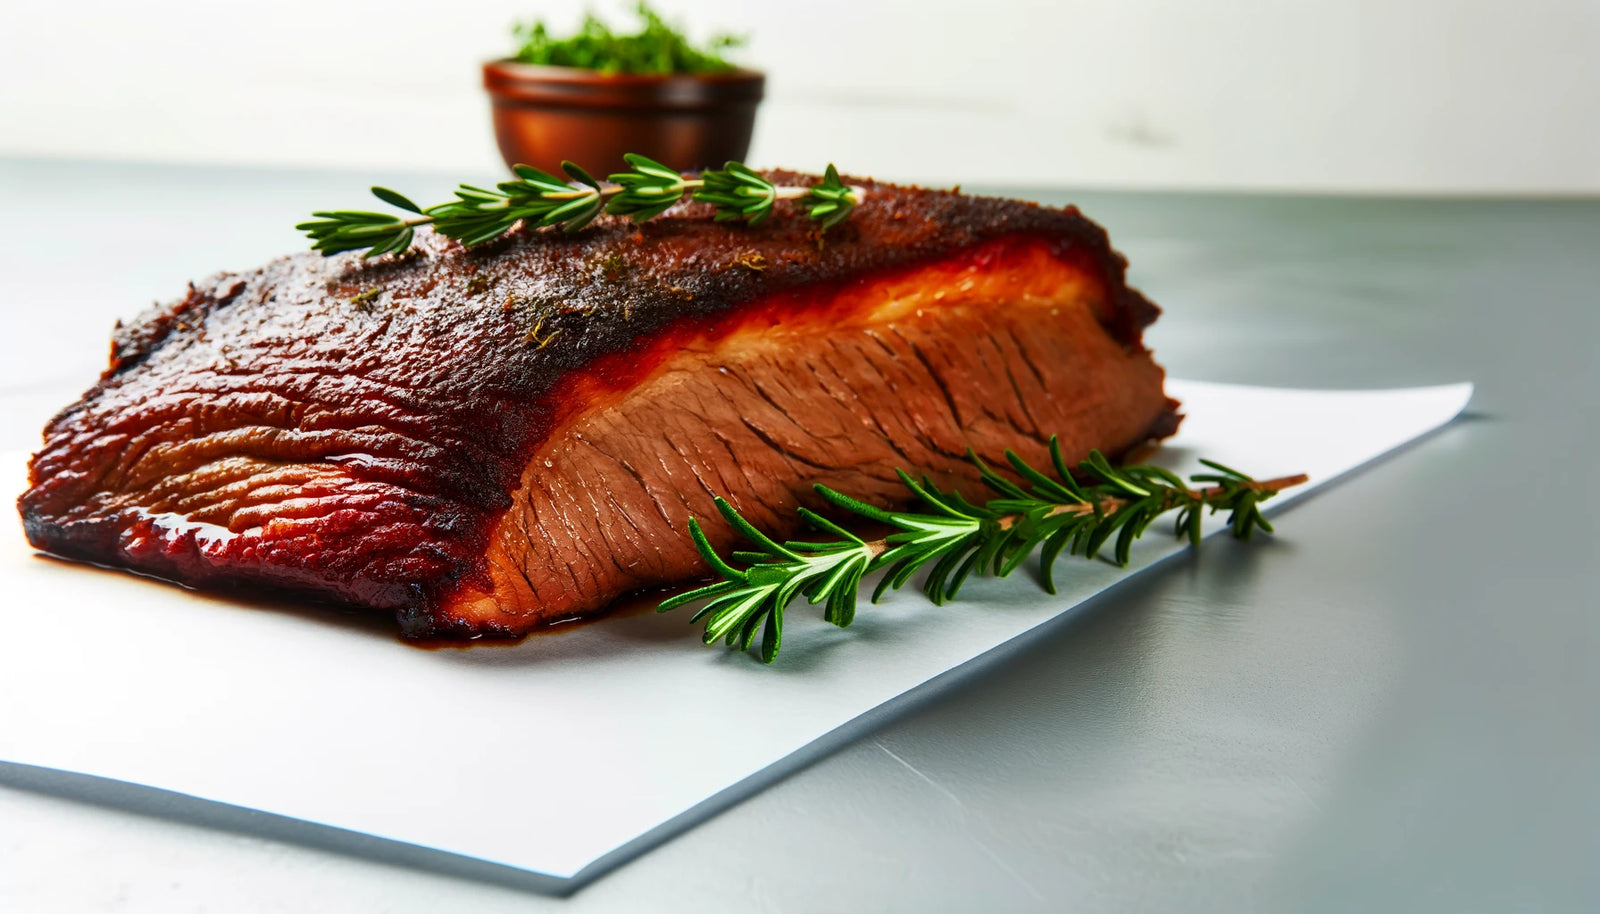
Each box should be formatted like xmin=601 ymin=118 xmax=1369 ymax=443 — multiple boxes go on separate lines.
xmin=2 ymin=0 xmax=1597 ymax=192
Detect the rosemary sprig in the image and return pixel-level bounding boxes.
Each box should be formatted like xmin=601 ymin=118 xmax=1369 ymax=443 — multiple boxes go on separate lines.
xmin=297 ymin=155 xmax=867 ymax=258
xmin=658 ymin=438 xmax=1308 ymax=663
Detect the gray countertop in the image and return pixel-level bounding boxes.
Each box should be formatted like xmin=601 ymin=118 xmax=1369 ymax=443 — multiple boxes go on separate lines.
xmin=1 ymin=159 xmax=1594 ymax=912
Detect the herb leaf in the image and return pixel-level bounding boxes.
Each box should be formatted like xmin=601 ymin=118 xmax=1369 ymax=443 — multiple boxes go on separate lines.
xmin=605 ymin=153 xmax=694 ymax=222
xmin=694 ymin=162 xmax=779 ymax=225
xmin=800 ymin=165 xmax=861 ymax=230
xmin=370 ymin=187 xmax=423 ymax=214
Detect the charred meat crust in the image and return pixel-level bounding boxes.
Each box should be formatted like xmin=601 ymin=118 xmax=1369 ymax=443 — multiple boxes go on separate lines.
xmin=19 ymin=173 xmax=1173 ymax=636
xmin=90 ymin=172 xmax=1158 ymax=392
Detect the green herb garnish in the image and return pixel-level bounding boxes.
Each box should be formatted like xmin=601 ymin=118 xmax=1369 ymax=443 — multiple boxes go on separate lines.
xmin=298 ymin=155 xmax=866 ymax=258
xmin=658 ymin=438 xmax=1308 ymax=663
xmin=512 ymin=3 xmax=745 ymax=76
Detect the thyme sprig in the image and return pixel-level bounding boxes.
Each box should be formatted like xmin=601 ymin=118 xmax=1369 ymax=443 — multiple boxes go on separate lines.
xmin=659 ymin=438 xmax=1308 ymax=663
xmin=297 ymin=155 xmax=866 ymax=258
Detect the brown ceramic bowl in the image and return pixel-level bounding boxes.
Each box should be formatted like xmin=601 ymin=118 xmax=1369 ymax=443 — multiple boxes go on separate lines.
xmin=482 ymin=60 xmax=765 ymax=178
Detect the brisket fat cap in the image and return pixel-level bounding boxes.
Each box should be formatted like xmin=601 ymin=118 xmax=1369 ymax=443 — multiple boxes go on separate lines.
xmin=19 ymin=173 xmax=1179 ymax=639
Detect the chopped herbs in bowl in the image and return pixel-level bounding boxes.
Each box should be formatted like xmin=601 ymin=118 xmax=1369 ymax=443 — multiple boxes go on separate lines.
xmin=484 ymin=3 xmax=764 ymax=175
xmin=512 ymin=2 xmax=745 ymax=75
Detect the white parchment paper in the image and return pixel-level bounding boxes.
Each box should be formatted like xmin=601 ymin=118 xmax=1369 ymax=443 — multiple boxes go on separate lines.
xmin=0 ymin=380 xmax=1472 ymax=879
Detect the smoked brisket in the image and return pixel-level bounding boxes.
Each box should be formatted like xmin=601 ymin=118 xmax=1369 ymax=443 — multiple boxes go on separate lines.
xmin=19 ymin=173 xmax=1179 ymax=638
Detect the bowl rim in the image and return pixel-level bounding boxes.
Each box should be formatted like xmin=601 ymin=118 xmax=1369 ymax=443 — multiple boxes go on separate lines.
xmin=484 ymin=60 xmax=765 ymax=110
xmin=484 ymin=59 xmax=764 ymax=86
